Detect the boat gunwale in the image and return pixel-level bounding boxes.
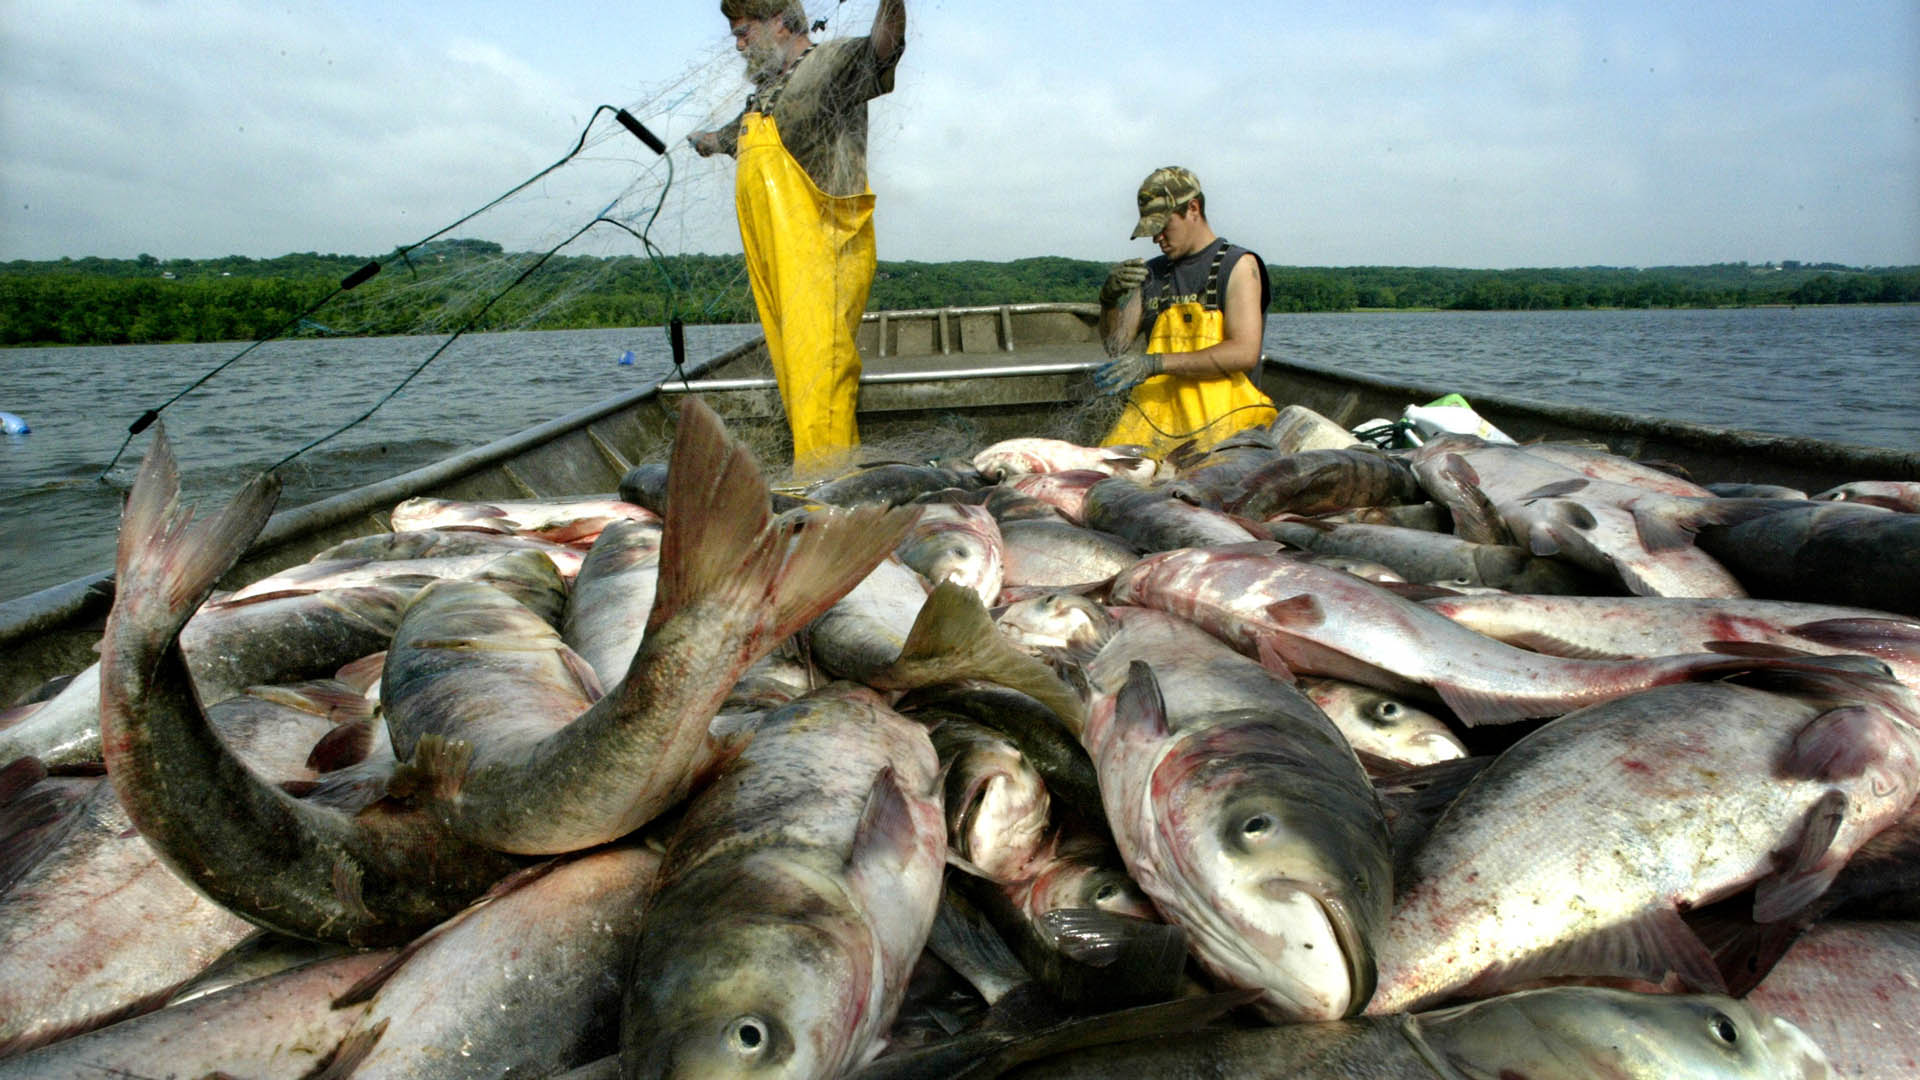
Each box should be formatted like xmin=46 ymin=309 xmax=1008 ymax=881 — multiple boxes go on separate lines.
xmin=4 ymin=303 xmax=1915 ymax=671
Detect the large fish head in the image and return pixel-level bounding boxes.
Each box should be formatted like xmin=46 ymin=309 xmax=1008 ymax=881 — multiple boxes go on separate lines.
xmin=1301 ymin=678 xmax=1468 ymax=771
xmin=1416 ymin=987 xmax=1834 ymax=1079
xmin=937 ymin=724 xmax=1052 ymax=881
xmin=994 ymin=593 xmax=1116 ymax=655
xmin=899 ymin=529 xmax=997 ymax=604
xmin=626 ymin=909 xmax=873 ymax=1080
xmin=1026 ymin=860 xmax=1159 ymax=922
xmin=1155 ymin=733 xmax=1387 ymax=1021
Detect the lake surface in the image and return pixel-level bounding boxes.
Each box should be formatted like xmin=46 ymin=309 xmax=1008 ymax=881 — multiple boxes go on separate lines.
xmin=2 ymin=306 xmax=1914 ymax=605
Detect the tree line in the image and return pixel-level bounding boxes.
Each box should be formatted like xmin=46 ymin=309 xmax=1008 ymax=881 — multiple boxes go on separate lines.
xmin=3 ymin=245 xmax=1914 ymax=346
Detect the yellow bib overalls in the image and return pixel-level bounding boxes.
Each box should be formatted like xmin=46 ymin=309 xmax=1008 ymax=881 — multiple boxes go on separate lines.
xmin=1102 ymin=246 xmax=1276 ymax=455
xmin=735 ymin=107 xmax=876 ymax=477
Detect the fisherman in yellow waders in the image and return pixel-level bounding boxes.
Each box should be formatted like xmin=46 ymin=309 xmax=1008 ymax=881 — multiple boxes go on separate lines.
xmin=1095 ymin=166 xmax=1277 ymax=456
xmin=689 ymin=0 xmax=906 ymax=478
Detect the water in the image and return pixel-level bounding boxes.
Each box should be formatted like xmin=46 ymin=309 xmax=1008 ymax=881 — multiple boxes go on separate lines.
xmin=2 ymin=307 xmax=1915 ymax=605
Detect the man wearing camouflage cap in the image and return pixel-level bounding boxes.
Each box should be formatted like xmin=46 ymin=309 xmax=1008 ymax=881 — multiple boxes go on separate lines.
xmin=1094 ymin=166 xmax=1277 ymax=452
xmin=688 ymin=0 xmax=906 ymax=477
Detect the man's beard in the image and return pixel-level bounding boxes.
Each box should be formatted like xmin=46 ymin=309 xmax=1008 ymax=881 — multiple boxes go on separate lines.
xmin=744 ymin=39 xmax=785 ymax=85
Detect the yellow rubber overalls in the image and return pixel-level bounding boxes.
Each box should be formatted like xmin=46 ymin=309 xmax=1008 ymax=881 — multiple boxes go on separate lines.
xmin=1102 ymin=244 xmax=1276 ymax=455
xmin=735 ymin=88 xmax=876 ymax=478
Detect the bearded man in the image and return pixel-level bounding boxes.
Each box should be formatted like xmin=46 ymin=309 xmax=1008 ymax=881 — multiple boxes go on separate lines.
xmin=689 ymin=0 xmax=906 ymax=478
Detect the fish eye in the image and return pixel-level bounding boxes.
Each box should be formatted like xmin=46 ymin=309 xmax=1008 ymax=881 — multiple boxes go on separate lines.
xmin=1093 ymin=881 xmax=1119 ymax=903
xmin=1708 ymin=1011 xmax=1738 ymax=1045
xmin=730 ymin=1016 xmax=770 ymax=1056
xmin=1370 ymin=701 xmax=1402 ymax=725
xmin=1241 ymin=814 xmax=1274 ymax=838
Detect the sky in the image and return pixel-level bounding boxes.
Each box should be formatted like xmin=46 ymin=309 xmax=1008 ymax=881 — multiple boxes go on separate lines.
xmin=3 ymin=0 xmax=1917 ymax=270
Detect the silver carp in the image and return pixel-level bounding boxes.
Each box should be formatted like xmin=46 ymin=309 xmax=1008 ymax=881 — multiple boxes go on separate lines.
xmin=332 ymin=846 xmax=664 ymax=1077
xmin=621 ymin=683 xmax=944 ymax=1079
xmin=1298 ymin=676 xmax=1467 ymax=773
xmin=932 ymin=717 xmax=1051 ymax=882
xmin=0 ymin=947 xmax=394 ymax=1078
xmin=96 ymin=425 xmax=531 ymax=946
xmin=388 ymin=494 xmax=657 ymax=545
xmin=380 ymin=398 xmax=917 ymax=854
xmin=1082 ymin=611 xmax=1392 ymax=1021
xmin=974 ymin=438 xmax=1159 ymax=484
xmin=563 ymin=515 xmax=665 ymax=687
xmin=1110 ymin=544 xmax=1759 ymax=724
xmin=1083 ymin=476 xmax=1257 ymax=552
xmin=897 ymin=503 xmax=1005 ymax=606
xmin=998 ymin=519 xmax=1140 ymax=595
xmin=1001 ymin=986 xmax=1833 ymax=1079
xmin=1745 ymin=920 xmax=1920 ymax=1080
xmin=1420 ymin=593 xmax=1920 ymax=687
xmin=1370 ymin=665 xmax=1920 ymax=1014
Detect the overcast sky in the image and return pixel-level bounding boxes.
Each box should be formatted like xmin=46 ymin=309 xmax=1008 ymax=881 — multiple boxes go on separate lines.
xmin=4 ymin=0 xmax=1917 ymax=269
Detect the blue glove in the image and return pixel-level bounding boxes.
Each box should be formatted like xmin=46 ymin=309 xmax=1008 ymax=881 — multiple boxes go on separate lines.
xmin=1093 ymin=353 xmax=1161 ymax=395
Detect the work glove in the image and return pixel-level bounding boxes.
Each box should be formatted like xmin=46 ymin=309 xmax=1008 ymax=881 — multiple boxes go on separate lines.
xmin=1099 ymin=258 xmax=1148 ymax=307
xmin=1093 ymin=352 xmax=1161 ymax=395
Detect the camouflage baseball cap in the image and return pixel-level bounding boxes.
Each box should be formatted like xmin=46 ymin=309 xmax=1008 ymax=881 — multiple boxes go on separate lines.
xmin=1130 ymin=166 xmax=1203 ymax=239
xmin=721 ymin=0 xmax=804 ymax=21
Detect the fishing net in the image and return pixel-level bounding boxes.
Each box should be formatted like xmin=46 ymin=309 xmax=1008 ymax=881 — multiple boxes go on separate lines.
xmin=99 ymin=2 xmax=936 ymax=480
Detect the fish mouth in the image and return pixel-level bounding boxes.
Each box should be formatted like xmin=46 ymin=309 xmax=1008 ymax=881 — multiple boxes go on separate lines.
xmin=1256 ymin=877 xmax=1378 ymax=1019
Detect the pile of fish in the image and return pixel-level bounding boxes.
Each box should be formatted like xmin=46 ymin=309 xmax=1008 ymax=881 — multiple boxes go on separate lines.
xmin=4 ymin=398 xmax=1919 ymax=1078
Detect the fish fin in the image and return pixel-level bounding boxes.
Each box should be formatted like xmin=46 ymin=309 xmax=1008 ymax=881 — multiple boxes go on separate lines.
xmin=1519 ymin=478 xmax=1589 ymax=499
xmin=307 ymin=716 xmax=378 ymax=774
xmin=309 ymin=1018 xmax=390 ymax=1080
xmin=1684 ymin=894 xmax=1811 ymax=997
xmin=1038 ymin=908 xmax=1187 ymax=973
xmin=114 ymin=423 xmax=282 ymax=628
xmin=1499 ymin=632 xmax=1633 ymax=660
xmin=1631 ymin=503 xmax=1707 ymax=553
xmin=848 ymin=766 xmax=920 ymax=881
xmin=647 ymin=397 xmax=778 ymax=632
xmin=1112 ymin=661 xmax=1171 ymax=742
xmin=395 ymin=733 xmax=473 ymax=805
xmin=1430 ymin=454 xmax=1509 ymax=545
xmin=1264 ymin=594 xmax=1325 ymax=628
xmin=334 ymin=651 xmax=386 ymax=693
xmin=1785 ymin=707 xmax=1897 ymax=781
xmin=870 ymin=582 xmax=1088 ymax=734
xmin=0 ymin=758 xmax=90 ymax=895
xmin=1471 ymin=906 xmax=1724 ymax=998
xmin=772 ymin=507 xmax=922 ymax=641
xmin=558 ymin=645 xmax=605 ymax=703
xmin=707 ymin=709 xmax=764 ymax=743
xmin=1788 ymin=617 xmax=1920 ymax=657
xmin=1522 ymin=518 xmax=1564 ymax=558
xmin=1753 ymin=790 xmax=1849 ymax=923
xmin=945 ymin=850 xmax=995 ymax=879
xmin=1430 ymin=682 xmax=1533 ymax=727
xmin=0 ymin=756 xmax=48 ymax=804
xmin=1253 ymin=636 xmax=1298 ymax=682
xmin=331 ymin=859 xmax=376 ymax=927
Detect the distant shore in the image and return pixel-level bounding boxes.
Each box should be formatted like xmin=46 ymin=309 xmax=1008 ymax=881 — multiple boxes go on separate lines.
xmin=4 ymin=245 xmax=1916 ymax=347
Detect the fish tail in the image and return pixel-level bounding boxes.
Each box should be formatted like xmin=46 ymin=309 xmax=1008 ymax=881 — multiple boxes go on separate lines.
xmin=647 ymin=398 xmax=917 ymax=641
xmin=769 ymin=502 xmax=922 ymax=641
xmin=648 ymin=398 xmax=780 ymax=629
xmin=114 ymin=424 xmax=281 ymax=632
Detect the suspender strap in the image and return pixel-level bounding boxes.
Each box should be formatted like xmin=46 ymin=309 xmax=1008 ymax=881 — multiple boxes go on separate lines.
xmin=748 ymin=44 xmax=817 ymax=114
